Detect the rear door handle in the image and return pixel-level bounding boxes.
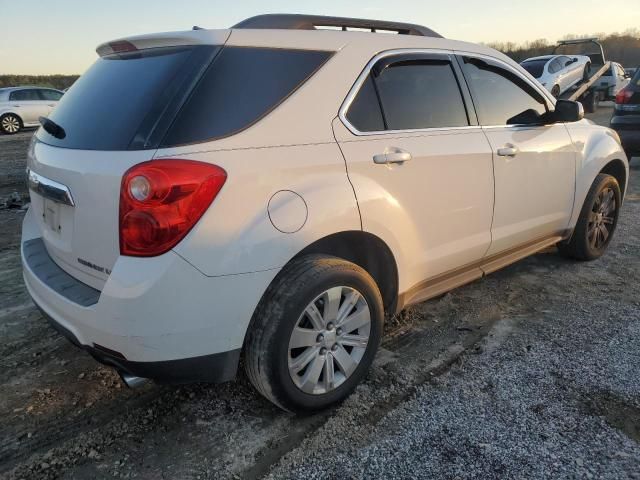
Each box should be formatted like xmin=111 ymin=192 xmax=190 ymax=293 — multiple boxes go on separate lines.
xmin=497 ymin=145 xmax=519 ymax=157
xmin=373 ymin=149 xmax=412 ymax=165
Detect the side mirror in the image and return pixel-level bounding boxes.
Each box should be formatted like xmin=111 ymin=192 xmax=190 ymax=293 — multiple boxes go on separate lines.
xmin=553 ymin=100 xmax=584 ymax=123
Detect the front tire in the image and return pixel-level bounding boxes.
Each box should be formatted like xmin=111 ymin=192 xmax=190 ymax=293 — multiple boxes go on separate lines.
xmin=0 ymin=113 xmax=22 ymax=134
xmin=559 ymin=174 xmax=621 ymax=261
xmin=244 ymin=255 xmax=384 ymax=413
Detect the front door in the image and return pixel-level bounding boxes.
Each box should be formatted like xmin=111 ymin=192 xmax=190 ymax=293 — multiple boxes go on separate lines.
xmin=334 ymin=52 xmax=495 ymax=291
xmin=458 ymin=55 xmax=576 ymax=256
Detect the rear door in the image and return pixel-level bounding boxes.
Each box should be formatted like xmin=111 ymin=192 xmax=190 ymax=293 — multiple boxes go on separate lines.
xmin=457 ymin=54 xmax=576 ymax=256
xmin=335 ymin=51 xmax=494 ymax=289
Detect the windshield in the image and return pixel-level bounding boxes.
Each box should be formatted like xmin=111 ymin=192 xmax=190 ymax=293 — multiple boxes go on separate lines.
xmin=520 ymin=60 xmax=548 ymax=79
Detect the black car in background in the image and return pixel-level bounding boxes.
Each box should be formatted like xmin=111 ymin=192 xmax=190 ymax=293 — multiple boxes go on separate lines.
xmin=611 ymin=67 xmax=640 ymax=159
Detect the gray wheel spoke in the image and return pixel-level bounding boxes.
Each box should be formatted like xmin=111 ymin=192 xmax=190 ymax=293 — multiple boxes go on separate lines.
xmin=324 ymin=354 xmax=335 ymax=390
xmin=332 ymin=344 xmax=357 ymax=377
xmin=322 ymin=287 xmax=342 ymax=324
xmin=305 ymin=303 xmax=325 ymax=331
xmin=336 ymin=290 xmax=360 ymax=323
xmin=338 ymin=305 xmax=371 ymax=334
xmin=300 ymin=354 xmax=325 ymax=393
xmin=289 ymin=327 xmax=320 ymax=349
xmin=599 ymin=224 xmax=609 ymax=242
xmin=339 ymin=333 xmax=368 ymax=348
xmin=290 ymin=346 xmax=319 ymax=374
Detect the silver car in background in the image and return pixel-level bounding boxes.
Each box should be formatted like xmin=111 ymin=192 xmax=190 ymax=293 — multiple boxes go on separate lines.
xmin=0 ymin=86 xmax=64 ymax=134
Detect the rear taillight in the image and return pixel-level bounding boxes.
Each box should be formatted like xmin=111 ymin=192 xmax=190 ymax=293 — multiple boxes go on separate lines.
xmin=119 ymin=160 xmax=226 ymax=257
xmin=616 ymin=87 xmax=633 ymax=104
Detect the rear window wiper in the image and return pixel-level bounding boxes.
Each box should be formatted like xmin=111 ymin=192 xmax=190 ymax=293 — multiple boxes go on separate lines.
xmin=39 ymin=116 xmax=66 ymax=139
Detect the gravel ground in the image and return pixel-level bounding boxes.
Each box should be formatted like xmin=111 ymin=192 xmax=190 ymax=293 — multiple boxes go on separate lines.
xmin=0 ymin=108 xmax=639 ymax=479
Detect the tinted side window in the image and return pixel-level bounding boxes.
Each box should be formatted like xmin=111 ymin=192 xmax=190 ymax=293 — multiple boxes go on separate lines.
xmin=162 ymin=47 xmax=332 ymax=146
xmin=461 ymin=57 xmax=548 ymax=126
xmin=374 ymin=60 xmax=468 ymax=130
xmin=10 ymin=90 xmax=40 ymax=101
xmin=345 ymin=75 xmax=385 ymax=132
xmin=40 ymin=89 xmax=63 ymax=101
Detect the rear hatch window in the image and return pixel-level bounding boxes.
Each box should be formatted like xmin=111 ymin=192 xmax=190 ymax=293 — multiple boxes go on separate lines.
xmin=36 ymin=45 xmax=332 ymax=151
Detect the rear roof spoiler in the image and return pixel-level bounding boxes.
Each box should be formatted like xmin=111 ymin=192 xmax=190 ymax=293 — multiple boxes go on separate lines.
xmin=232 ymin=14 xmax=443 ymax=38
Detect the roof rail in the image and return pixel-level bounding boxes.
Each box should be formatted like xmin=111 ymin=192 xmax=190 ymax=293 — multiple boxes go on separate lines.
xmin=232 ymin=14 xmax=443 ymax=38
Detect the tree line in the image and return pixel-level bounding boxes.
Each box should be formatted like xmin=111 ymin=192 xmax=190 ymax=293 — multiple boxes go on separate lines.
xmin=0 ymin=75 xmax=79 ymax=90
xmin=488 ymin=29 xmax=640 ymax=67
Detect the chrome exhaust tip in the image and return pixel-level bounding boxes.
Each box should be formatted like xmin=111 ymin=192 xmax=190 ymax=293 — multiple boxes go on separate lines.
xmin=120 ymin=373 xmax=149 ymax=389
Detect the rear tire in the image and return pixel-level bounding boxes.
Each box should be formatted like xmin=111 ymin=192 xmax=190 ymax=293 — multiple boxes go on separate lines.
xmin=0 ymin=113 xmax=22 ymax=134
xmin=244 ymin=254 xmax=384 ymax=413
xmin=559 ymin=174 xmax=621 ymax=261
xmin=581 ymin=90 xmax=599 ymax=114
xmin=551 ymin=85 xmax=561 ymax=98
xmin=583 ymin=63 xmax=591 ymax=82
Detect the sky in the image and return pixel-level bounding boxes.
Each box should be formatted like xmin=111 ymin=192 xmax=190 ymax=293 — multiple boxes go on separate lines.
xmin=2 ymin=0 xmax=639 ymax=75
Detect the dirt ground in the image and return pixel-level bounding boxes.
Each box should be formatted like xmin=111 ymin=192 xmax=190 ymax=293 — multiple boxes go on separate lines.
xmin=0 ymin=106 xmax=638 ymax=479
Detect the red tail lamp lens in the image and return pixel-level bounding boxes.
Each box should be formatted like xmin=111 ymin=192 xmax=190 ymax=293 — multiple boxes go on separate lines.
xmin=615 ymin=88 xmax=633 ymax=104
xmin=119 ymin=160 xmax=226 ymax=257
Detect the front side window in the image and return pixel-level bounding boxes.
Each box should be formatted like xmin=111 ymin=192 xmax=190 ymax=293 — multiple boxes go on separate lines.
xmin=10 ymin=89 xmax=40 ymax=101
xmin=345 ymin=57 xmax=469 ymax=132
xmin=461 ymin=57 xmax=548 ymax=126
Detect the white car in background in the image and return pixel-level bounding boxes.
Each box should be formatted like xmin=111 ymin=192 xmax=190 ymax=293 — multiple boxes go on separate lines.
xmin=0 ymin=87 xmax=64 ymax=134
xmin=521 ymin=54 xmax=591 ymax=97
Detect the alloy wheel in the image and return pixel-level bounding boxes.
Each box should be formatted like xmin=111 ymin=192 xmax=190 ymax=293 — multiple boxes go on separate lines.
xmin=1 ymin=115 xmax=20 ymax=134
xmin=288 ymin=286 xmax=371 ymax=395
xmin=588 ymin=187 xmax=617 ymax=250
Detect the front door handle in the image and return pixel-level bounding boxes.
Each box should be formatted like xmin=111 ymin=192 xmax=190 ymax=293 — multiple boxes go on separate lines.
xmin=497 ymin=145 xmax=519 ymax=157
xmin=373 ymin=149 xmax=412 ymax=165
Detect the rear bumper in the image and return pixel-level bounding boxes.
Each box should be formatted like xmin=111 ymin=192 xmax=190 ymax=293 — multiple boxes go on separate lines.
xmin=21 ymin=208 xmax=279 ymax=383
xmin=37 ymin=301 xmax=240 ymax=383
xmin=611 ymin=115 xmax=640 ymax=155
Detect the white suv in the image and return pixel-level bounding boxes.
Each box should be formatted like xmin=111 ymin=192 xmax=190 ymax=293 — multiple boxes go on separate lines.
xmin=22 ymin=15 xmax=628 ymax=412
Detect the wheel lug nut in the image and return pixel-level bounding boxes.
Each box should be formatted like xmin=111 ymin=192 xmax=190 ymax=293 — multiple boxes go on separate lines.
xmin=319 ymin=347 xmax=327 ymax=355
xmin=316 ymin=334 xmax=324 ymax=342
xmin=331 ymin=344 xmax=338 ymax=352
xmin=336 ymin=328 xmax=343 ymax=335
xmin=327 ymin=322 xmax=334 ymax=330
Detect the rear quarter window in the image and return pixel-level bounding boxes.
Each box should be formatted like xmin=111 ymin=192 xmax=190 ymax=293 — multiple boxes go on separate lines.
xmin=161 ymin=47 xmax=332 ymax=146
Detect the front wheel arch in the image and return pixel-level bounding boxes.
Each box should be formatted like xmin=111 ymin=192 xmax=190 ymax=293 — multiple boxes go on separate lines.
xmin=600 ymin=159 xmax=628 ymax=198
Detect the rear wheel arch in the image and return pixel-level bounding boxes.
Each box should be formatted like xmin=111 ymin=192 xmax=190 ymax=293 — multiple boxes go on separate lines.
xmin=242 ymin=230 xmax=399 ymax=352
xmin=292 ymin=231 xmax=399 ymax=315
